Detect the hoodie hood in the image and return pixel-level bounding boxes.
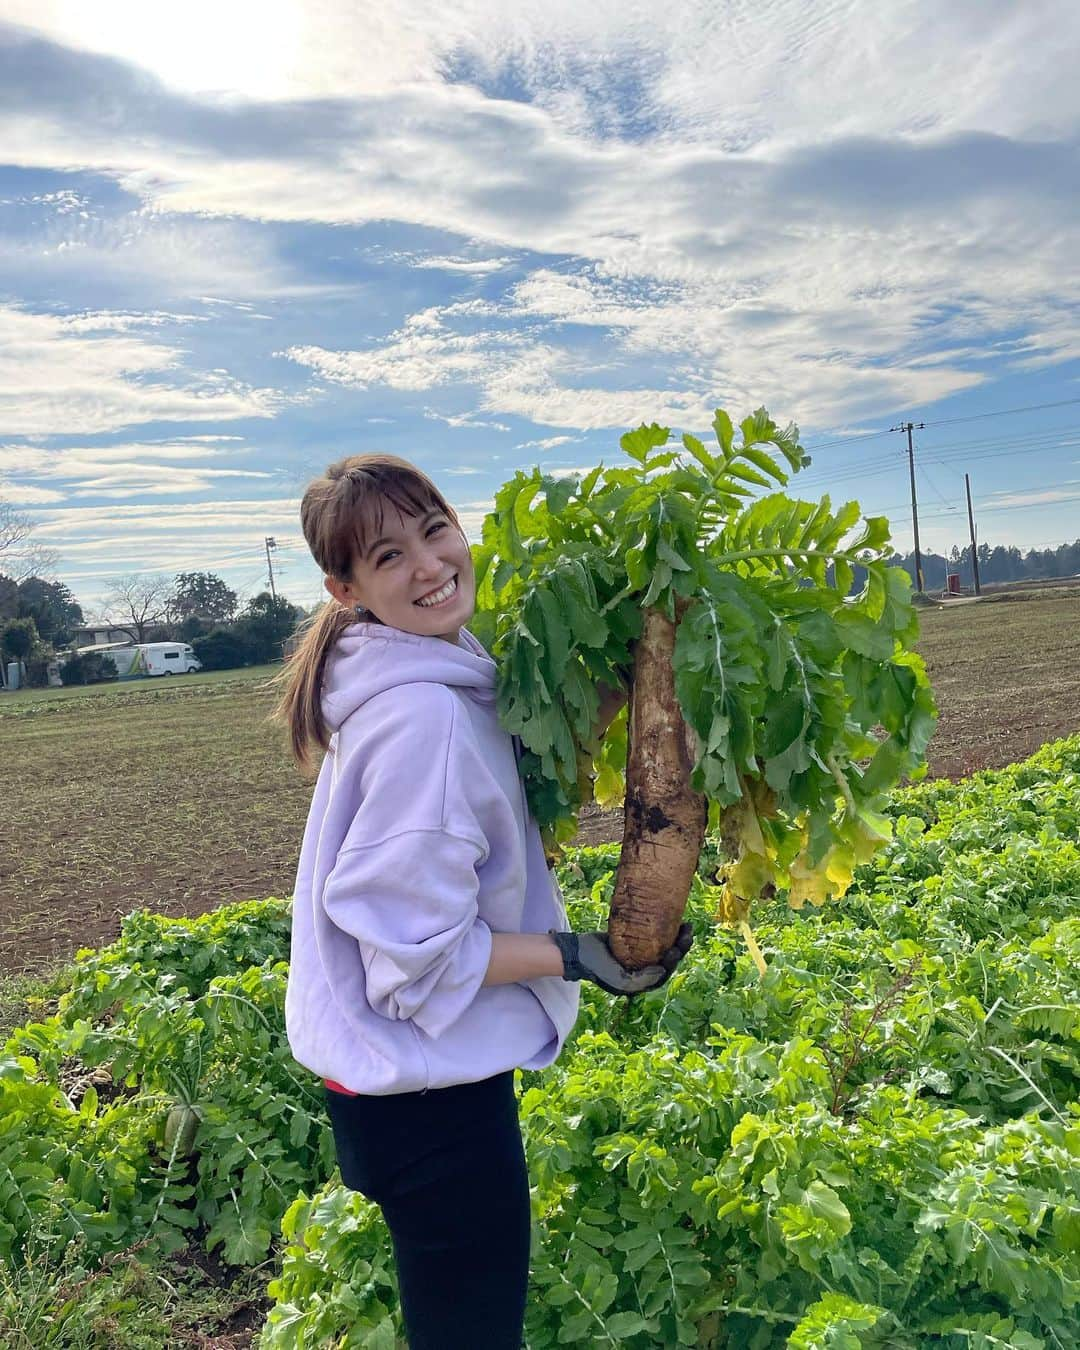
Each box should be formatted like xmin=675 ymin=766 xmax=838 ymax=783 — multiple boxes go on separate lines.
xmin=321 ymin=621 xmax=497 ymax=732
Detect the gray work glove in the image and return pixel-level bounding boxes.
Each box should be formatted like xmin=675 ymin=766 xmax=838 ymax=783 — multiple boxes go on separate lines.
xmin=547 ymin=923 xmax=694 ymax=997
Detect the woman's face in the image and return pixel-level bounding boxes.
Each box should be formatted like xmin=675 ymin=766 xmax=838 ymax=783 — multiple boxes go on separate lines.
xmin=325 ymin=503 xmax=476 ymax=643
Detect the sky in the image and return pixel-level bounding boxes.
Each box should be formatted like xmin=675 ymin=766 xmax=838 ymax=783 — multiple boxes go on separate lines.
xmin=1 ymin=1 xmax=1079 ymax=619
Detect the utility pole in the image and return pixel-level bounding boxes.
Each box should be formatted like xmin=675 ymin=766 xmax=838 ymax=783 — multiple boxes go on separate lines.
xmin=264 ymin=536 xmax=278 ymax=603
xmin=964 ymin=474 xmax=981 ymax=596
xmin=890 ymin=420 xmax=926 ymax=591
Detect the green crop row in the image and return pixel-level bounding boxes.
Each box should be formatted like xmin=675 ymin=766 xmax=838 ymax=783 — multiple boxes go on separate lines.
xmin=2 ymin=737 xmax=1079 ymax=1347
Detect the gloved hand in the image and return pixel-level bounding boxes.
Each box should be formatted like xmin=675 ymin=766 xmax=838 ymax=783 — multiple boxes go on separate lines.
xmin=547 ymin=923 xmax=694 ymax=997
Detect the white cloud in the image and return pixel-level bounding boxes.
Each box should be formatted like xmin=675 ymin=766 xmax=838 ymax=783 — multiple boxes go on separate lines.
xmin=55 ymin=309 xmax=206 ymax=333
xmin=546 ymin=462 xmax=608 ymax=479
xmin=22 ymin=497 xmax=310 ymax=600
xmin=983 ymin=485 xmax=1080 ymax=509
xmin=2 ymin=3 xmax=1079 ymax=446
xmin=0 ymin=193 xmax=305 ymax=303
xmin=283 ymin=309 xmax=718 ymax=429
xmin=516 ymin=434 xmax=579 ymax=449
xmin=0 ymin=480 xmax=65 ymax=504
xmin=9 ymin=0 xmax=1076 ymax=144
xmin=399 ymin=253 xmax=514 ymax=274
xmin=150 ymin=433 xmax=246 ymax=442
xmin=0 ymin=306 xmax=282 ymax=435
xmin=423 ymin=407 xmax=511 ymax=431
xmin=283 ymin=280 xmax=992 ymax=431
xmin=281 ymin=316 xmax=530 ymax=392
xmin=0 ymin=437 xmax=277 ymax=499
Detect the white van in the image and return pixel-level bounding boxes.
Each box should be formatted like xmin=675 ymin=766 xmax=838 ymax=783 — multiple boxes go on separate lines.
xmin=137 ymin=642 xmax=203 ymax=676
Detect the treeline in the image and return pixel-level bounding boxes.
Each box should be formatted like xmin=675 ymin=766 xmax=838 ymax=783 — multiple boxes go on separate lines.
xmin=0 ymin=570 xmax=311 ymax=690
xmin=890 ymin=538 xmax=1080 ymax=591
xmin=4 ymin=535 xmax=1079 ymax=690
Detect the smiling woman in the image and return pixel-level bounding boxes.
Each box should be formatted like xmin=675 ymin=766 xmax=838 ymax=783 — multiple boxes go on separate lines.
xmin=322 ymin=500 xmax=477 ymax=645
xmin=262 ymin=449 xmax=690 ymax=1348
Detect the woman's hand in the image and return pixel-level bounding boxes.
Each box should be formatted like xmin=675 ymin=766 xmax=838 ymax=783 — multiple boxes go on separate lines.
xmin=548 ymin=924 xmax=694 ymax=997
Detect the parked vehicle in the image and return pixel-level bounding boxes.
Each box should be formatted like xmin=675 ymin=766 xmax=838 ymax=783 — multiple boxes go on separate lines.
xmin=136 ymin=642 xmax=203 ymax=677
xmin=70 ymin=642 xmax=203 ymax=679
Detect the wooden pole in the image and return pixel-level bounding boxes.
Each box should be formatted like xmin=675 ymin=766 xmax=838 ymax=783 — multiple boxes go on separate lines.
xmin=965 ymin=473 xmax=981 ymax=596
xmin=891 ymin=420 xmax=926 ymax=592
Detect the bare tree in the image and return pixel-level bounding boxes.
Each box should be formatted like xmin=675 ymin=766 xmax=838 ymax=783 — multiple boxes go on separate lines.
xmin=0 ymin=497 xmax=58 ymax=582
xmin=99 ymin=574 xmax=173 ymax=643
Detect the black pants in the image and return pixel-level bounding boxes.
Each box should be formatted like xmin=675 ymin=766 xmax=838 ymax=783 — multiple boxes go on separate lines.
xmin=324 ymin=1071 xmax=530 ymax=1349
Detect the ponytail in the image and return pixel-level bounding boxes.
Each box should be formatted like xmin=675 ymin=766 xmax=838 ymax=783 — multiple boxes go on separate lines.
xmin=264 ymin=600 xmax=357 ymax=777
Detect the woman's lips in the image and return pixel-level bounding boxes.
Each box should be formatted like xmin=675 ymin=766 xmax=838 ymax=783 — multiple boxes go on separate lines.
xmin=414 ymin=574 xmax=459 ymax=607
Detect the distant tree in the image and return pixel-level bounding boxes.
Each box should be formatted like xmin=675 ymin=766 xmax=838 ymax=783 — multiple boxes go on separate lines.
xmin=235 ymin=591 xmax=303 ymax=664
xmin=167 ymin=571 xmax=238 ymax=625
xmin=99 ymin=574 xmax=172 ymax=643
xmin=1 ymin=495 xmax=57 ymax=581
xmin=828 ymin=536 xmax=1080 ymax=592
xmin=60 ymin=651 xmax=118 ymax=686
xmin=989 ymin=546 xmax=1012 ymax=581
xmin=191 ymin=626 xmax=258 ymax=671
xmin=175 ymin=614 xmax=214 ymax=644
xmin=16 ymin=577 xmax=83 ymax=647
xmin=1 ymin=616 xmax=38 ymax=663
xmin=0 ymin=573 xmax=17 ymax=622
xmin=890 ymin=549 xmax=949 ymax=591
xmin=0 ymin=615 xmax=41 ymax=688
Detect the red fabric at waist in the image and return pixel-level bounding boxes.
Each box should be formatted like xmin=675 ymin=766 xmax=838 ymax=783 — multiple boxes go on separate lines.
xmin=325 ymin=1078 xmax=360 ymax=1096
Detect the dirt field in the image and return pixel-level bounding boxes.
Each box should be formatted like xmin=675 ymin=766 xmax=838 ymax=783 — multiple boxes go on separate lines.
xmin=2 ymin=586 xmax=1079 ymax=982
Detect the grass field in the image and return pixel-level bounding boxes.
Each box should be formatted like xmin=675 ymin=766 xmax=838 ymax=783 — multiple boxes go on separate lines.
xmin=2 ymin=588 xmax=1079 ymax=992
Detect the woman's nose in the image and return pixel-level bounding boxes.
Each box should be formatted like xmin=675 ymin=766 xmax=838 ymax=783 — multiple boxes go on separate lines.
xmin=414 ymin=546 xmax=444 ymax=577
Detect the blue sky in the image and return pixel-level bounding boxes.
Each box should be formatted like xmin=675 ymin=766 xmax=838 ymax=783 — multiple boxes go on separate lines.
xmin=1 ymin=2 xmax=1078 ymax=617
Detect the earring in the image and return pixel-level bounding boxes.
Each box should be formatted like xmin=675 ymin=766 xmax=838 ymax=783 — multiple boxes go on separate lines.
xmin=354 ymin=603 xmax=368 ymax=619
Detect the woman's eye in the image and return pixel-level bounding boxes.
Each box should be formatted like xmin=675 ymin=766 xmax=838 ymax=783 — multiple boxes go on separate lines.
xmin=375 ymin=522 xmax=445 ymax=565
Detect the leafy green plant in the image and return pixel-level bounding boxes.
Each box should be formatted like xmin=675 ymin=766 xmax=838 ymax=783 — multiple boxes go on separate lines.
xmin=263 ymin=736 xmax=1080 ymax=1349
xmin=2 ymin=901 xmax=332 ymax=1271
xmin=471 ymin=408 xmax=937 ymax=968
xmin=3 ymin=738 xmax=1079 ymax=1347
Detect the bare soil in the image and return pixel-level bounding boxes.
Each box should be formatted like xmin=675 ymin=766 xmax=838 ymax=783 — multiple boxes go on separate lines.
xmin=3 ymin=588 xmax=1079 ymax=982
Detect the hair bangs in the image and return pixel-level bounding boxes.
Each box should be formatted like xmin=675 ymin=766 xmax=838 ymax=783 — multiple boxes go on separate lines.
xmin=347 ymin=471 xmax=445 ymax=571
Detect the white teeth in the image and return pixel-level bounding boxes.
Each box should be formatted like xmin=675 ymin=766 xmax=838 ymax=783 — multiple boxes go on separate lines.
xmin=415 ymin=575 xmax=458 ymax=607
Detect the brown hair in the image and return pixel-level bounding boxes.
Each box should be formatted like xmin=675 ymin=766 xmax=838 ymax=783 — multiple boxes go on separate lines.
xmin=265 ymin=453 xmax=463 ymax=777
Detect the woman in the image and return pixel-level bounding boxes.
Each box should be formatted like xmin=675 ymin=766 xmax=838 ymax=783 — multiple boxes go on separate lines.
xmin=272 ymin=453 xmax=692 ymax=1348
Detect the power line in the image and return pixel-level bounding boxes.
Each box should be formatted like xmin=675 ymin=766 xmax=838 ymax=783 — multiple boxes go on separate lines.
xmin=805 ymin=424 xmax=1080 ymax=476
xmin=865 ymin=490 xmax=1080 ymax=523
xmin=800 ymin=396 xmax=1080 ymax=453
xmin=919 ymin=425 xmax=1080 ymax=454
xmin=923 ymin=454 xmax=968 ymax=485
xmin=800 ymin=428 xmax=896 ymax=453
xmin=921 ymin=396 xmax=1080 ymax=428
xmin=792 ymin=426 xmax=1080 ymax=494
xmin=918 ymin=463 xmax=958 ymax=512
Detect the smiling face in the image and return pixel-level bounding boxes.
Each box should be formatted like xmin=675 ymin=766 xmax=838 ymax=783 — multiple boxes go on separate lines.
xmin=324 ymin=501 xmax=476 ymax=643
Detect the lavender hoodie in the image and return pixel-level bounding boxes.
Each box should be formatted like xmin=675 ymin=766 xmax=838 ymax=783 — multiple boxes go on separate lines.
xmin=284 ymin=621 xmax=581 ymax=1095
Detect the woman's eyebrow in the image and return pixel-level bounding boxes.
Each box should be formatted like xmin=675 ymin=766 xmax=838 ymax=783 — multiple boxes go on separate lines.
xmin=364 ymin=509 xmax=442 ymax=560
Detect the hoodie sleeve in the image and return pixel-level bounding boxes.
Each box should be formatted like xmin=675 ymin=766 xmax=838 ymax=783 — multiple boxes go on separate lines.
xmin=319 ymin=684 xmax=495 ymax=1040
xmin=322 ymin=828 xmax=492 ymax=1039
